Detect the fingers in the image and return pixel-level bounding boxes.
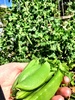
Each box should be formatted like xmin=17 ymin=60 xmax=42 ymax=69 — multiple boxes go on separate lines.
xmin=62 ymin=76 xmax=70 ymax=85
xmin=52 ymin=76 xmax=71 ymax=100
xmin=56 ymin=87 xmax=71 ymax=98
xmin=13 ymin=62 xmax=28 ymax=71
xmin=51 ymin=95 xmax=64 ymax=100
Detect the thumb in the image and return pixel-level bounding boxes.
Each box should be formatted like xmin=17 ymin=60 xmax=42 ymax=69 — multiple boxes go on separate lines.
xmin=14 ymin=62 xmax=28 ymax=71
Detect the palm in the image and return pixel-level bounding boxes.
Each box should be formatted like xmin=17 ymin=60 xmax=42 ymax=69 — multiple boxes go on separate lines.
xmin=0 ymin=63 xmax=28 ymax=100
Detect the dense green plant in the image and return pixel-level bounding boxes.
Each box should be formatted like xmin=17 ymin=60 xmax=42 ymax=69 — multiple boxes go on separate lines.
xmin=0 ymin=0 xmax=75 ymax=65
xmin=0 ymin=7 xmax=8 ymax=24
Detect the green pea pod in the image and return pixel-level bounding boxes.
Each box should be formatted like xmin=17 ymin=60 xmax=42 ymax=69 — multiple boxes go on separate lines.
xmin=45 ymin=71 xmax=55 ymax=83
xmin=17 ymin=59 xmax=40 ymax=83
xmin=16 ymin=61 xmax=50 ymax=91
xmin=12 ymin=59 xmax=36 ymax=89
xmin=22 ymin=83 xmax=46 ymax=100
xmin=23 ymin=67 xmax=65 ymax=100
xmin=16 ymin=90 xmax=32 ymax=99
xmin=11 ymin=59 xmax=39 ymax=97
xmin=15 ymin=71 xmax=55 ymax=99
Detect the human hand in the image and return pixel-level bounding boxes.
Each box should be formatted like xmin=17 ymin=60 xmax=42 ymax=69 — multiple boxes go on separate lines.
xmin=0 ymin=63 xmax=71 ymax=100
xmin=51 ymin=76 xmax=71 ymax=100
xmin=0 ymin=62 xmax=28 ymax=100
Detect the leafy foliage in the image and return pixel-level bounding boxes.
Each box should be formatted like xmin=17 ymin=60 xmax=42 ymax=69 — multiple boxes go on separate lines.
xmin=0 ymin=0 xmax=75 ymax=65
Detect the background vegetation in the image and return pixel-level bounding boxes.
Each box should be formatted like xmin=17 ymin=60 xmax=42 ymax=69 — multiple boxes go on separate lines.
xmin=0 ymin=0 xmax=75 ymax=68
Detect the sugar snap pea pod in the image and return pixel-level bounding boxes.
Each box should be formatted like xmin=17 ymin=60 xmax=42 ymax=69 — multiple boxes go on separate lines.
xmin=16 ymin=90 xmax=32 ymax=99
xmin=24 ymin=67 xmax=65 ymax=100
xmin=24 ymin=59 xmax=37 ymax=70
xmin=11 ymin=59 xmax=40 ymax=97
xmin=16 ymin=61 xmax=50 ymax=91
xmin=12 ymin=59 xmax=36 ymax=89
xmin=18 ymin=59 xmax=40 ymax=83
xmin=23 ymin=83 xmax=46 ymax=100
xmin=45 ymin=71 xmax=55 ymax=83
xmin=16 ymin=71 xmax=55 ymax=99
xmin=17 ymin=59 xmax=39 ymax=83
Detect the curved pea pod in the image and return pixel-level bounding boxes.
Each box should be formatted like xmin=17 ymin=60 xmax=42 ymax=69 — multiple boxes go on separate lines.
xmin=16 ymin=71 xmax=55 ymax=99
xmin=16 ymin=61 xmax=50 ymax=91
xmin=12 ymin=59 xmax=36 ymax=89
xmin=11 ymin=59 xmax=40 ymax=97
xmin=16 ymin=90 xmax=32 ymax=99
xmin=24 ymin=67 xmax=65 ymax=100
xmin=17 ymin=59 xmax=40 ymax=83
xmin=45 ymin=71 xmax=55 ymax=83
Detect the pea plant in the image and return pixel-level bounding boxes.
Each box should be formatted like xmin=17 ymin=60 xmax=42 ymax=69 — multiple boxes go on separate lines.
xmin=0 ymin=0 xmax=75 ymax=68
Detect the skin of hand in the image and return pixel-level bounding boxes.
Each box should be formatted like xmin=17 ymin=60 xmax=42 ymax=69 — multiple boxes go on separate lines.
xmin=0 ymin=62 xmax=28 ymax=100
xmin=0 ymin=62 xmax=70 ymax=100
